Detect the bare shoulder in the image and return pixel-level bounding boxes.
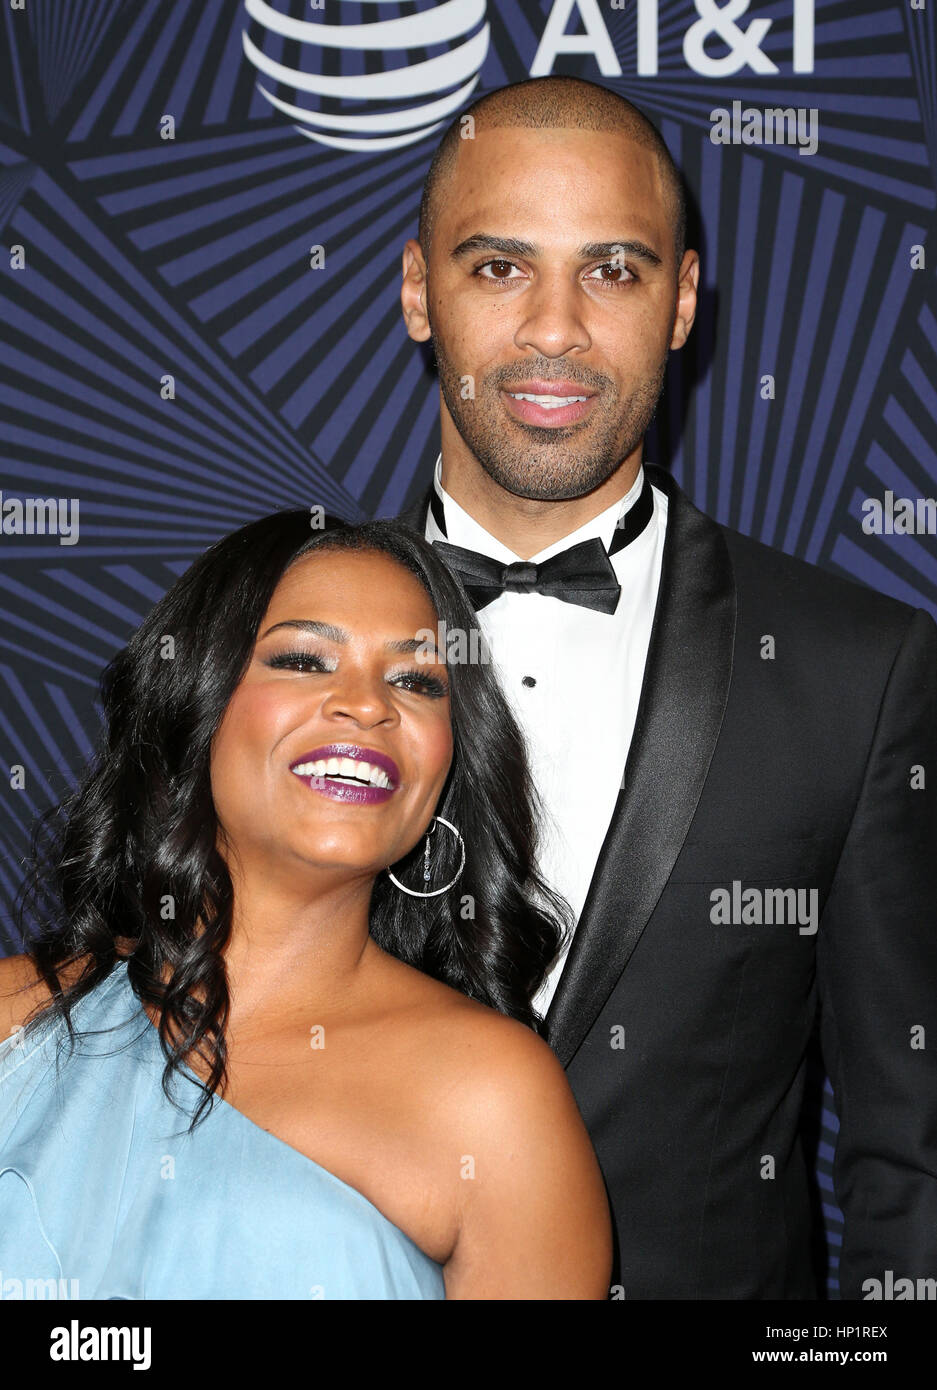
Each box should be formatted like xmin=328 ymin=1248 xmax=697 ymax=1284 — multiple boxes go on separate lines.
xmin=435 ymin=991 xmax=568 ymax=1107
xmin=434 ymin=999 xmax=611 ymax=1297
xmin=381 ymin=968 xmax=612 ymax=1297
xmin=377 ymin=957 xmax=610 ymax=1288
xmin=0 ymin=953 xmax=50 ymax=1041
xmin=0 ymin=952 xmax=91 ymax=1043
xmin=428 ymin=995 xmax=582 ymax=1160
xmin=377 ymin=949 xmax=565 ymax=1097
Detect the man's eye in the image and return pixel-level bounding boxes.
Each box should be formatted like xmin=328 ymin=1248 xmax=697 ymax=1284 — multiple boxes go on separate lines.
xmin=585 ymin=263 xmax=634 ymax=286
xmin=477 ymin=259 xmax=523 ymax=282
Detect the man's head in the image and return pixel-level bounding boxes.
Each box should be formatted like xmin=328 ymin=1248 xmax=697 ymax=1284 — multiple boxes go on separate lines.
xmin=419 ymin=78 xmax=687 ymax=273
xmin=401 ymin=76 xmax=699 ymax=508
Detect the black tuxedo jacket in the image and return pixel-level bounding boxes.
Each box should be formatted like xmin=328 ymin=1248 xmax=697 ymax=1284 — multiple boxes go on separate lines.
xmin=397 ymin=464 xmax=937 ymax=1299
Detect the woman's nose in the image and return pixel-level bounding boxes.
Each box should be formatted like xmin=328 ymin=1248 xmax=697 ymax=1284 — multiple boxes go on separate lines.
xmin=319 ymin=673 xmax=398 ymax=727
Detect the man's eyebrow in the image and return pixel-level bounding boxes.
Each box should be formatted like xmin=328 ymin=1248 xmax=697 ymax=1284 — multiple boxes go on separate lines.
xmin=579 ymin=239 xmax=663 ymax=268
xmin=450 ymin=233 xmax=663 ymax=268
xmin=259 ymin=619 xmax=439 ymax=658
xmin=451 ymin=234 xmax=539 ymax=261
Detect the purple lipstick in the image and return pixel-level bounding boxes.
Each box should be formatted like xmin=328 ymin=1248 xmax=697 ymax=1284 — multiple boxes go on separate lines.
xmin=290 ymin=744 xmax=399 ymax=806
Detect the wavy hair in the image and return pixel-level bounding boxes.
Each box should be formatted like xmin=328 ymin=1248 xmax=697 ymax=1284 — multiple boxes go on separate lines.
xmin=15 ymin=512 xmax=571 ymax=1127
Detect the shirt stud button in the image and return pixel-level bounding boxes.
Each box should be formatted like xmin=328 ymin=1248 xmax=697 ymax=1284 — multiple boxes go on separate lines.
xmin=521 ymin=675 xmax=536 ymax=688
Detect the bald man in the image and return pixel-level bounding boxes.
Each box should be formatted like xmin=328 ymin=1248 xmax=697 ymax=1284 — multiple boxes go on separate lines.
xmin=397 ymin=76 xmax=937 ymax=1301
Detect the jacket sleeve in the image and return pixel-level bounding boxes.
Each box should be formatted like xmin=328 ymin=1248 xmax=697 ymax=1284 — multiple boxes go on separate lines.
xmin=817 ymin=606 xmax=937 ymax=1299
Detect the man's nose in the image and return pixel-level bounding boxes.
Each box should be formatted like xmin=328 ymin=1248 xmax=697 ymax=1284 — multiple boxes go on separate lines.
xmin=514 ymin=271 xmax=592 ymax=358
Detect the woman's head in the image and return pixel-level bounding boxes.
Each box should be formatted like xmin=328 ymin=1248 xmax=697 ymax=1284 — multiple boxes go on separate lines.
xmin=210 ymin=540 xmax=455 ymax=894
xmin=19 ymin=511 xmax=570 ymax=1124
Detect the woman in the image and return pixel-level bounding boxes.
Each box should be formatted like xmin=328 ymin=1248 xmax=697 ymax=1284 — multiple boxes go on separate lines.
xmin=0 ymin=511 xmax=612 ymax=1299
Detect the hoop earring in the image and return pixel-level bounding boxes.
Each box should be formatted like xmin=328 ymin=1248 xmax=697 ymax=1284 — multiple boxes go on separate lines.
xmin=386 ymin=815 xmax=465 ymax=898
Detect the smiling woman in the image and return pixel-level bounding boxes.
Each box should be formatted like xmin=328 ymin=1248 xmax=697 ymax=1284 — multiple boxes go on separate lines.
xmin=0 ymin=510 xmax=612 ymax=1300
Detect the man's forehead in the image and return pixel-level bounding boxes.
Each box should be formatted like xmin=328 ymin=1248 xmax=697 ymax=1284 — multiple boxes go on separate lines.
xmin=442 ymin=125 xmax=665 ymax=222
xmin=441 ymin=136 xmax=666 ymax=252
xmin=452 ymin=122 xmax=659 ymax=165
xmin=461 ymin=121 xmax=648 ymax=146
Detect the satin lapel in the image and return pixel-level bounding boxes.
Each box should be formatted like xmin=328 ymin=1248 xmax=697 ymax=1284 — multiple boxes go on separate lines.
xmin=544 ymin=466 xmax=738 ymax=1068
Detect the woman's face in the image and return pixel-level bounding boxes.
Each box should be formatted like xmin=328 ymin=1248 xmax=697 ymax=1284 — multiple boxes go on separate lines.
xmin=210 ymin=547 xmax=454 ymax=887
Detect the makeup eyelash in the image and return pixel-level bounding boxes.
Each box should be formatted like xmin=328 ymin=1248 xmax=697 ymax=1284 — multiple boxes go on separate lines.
xmin=265 ymin=649 xmax=448 ymax=698
xmin=394 ymin=671 xmax=449 ymax=698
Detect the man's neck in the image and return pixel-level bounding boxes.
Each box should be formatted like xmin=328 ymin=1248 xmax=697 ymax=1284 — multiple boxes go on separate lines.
xmin=438 ymin=430 xmax=644 ymax=560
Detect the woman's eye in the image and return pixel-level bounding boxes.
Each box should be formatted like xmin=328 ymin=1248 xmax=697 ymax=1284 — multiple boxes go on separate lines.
xmin=391 ymin=670 xmax=449 ymax=699
xmin=265 ymin=651 xmax=447 ymax=697
xmin=266 ymin=650 xmax=330 ymax=673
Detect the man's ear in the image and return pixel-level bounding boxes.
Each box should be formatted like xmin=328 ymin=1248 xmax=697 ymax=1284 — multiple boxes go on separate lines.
xmin=401 ymin=238 xmax=431 ymax=342
xmin=670 ymin=250 xmax=699 ymax=351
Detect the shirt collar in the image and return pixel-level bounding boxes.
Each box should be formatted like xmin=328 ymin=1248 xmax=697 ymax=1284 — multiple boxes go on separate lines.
xmin=427 ymin=454 xmax=648 ymax=563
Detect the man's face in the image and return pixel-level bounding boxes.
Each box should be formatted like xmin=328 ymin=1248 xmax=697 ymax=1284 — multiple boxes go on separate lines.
xmin=408 ymin=127 xmax=696 ymax=501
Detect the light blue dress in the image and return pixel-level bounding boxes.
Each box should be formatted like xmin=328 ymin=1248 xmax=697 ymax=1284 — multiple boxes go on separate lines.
xmin=0 ymin=960 xmax=445 ymax=1300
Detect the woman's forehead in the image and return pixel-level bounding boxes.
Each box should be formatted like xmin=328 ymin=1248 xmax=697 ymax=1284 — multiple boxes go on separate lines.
xmin=264 ymin=547 xmax=438 ymax=624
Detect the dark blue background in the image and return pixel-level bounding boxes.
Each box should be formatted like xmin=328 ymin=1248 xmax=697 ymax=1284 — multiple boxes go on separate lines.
xmin=2 ymin=0 xmax=935 ymax=1298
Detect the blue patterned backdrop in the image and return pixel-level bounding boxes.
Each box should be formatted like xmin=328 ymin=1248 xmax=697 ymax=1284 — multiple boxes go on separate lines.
xmin=1 ymin=0 xmax=935 ymax=1298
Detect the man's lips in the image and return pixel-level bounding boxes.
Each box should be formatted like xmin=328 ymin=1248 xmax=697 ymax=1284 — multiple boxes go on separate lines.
xmin=501 ymin=382 xmax=597 ymax=428
xmin=289 ymin=743 xmax=399 ymax=805
xmin=505 ymin=379 xmax=597 ymax=398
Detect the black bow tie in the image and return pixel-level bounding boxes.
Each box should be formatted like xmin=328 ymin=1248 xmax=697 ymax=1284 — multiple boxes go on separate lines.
xmin=430 ymin=474 xmax=653 ymax=614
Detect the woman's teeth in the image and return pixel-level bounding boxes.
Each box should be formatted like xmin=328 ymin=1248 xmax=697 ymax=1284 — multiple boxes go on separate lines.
xmin=508 ymin=392 xmax=589 ymax=408
xmin=292 ymin=757 xmax=393 ymax=789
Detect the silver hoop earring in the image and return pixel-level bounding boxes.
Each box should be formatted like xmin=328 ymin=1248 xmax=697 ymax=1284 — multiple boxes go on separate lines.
xmin=386 ymin=815 xmax=465 ymax=898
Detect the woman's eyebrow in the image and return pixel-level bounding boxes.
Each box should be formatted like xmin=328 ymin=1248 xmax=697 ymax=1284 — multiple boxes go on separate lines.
xmin=259 ymin=619 xmax=440 ymax=658
xmin=260 ymin=618 xmax=347 ymax=642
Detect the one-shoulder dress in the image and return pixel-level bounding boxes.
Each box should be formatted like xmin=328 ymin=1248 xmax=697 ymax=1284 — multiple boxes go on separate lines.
xmin=0 ymin=960 xmax=445 ymax=1299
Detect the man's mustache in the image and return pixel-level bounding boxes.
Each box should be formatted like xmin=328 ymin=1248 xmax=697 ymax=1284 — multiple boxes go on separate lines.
xmin=489 ymin=364 xmax=614 ymax=393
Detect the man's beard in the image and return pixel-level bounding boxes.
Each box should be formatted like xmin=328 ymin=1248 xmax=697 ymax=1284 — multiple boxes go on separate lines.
xmin=431 ymin=333 xmax=668 ymax=502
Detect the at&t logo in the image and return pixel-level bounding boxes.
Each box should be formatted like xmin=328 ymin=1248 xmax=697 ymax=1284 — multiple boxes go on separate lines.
xmin=241 ymin=0 xmax=816 ymax=153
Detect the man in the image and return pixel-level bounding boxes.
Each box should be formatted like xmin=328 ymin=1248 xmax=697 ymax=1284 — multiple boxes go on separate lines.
xmin=395 ymin=76 xmax=937 ymax=1299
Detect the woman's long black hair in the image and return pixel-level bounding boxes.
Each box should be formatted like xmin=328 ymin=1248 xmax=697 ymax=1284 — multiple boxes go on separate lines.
xmin=15 ymin=511 xmax=572 ymax=1127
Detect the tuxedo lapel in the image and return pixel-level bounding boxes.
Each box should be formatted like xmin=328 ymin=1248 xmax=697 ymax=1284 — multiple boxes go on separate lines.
xmin=544 ymin=466 xmax=737 ymax=1066
xmin=393 ymin=466 xmax=737 ymax=1070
